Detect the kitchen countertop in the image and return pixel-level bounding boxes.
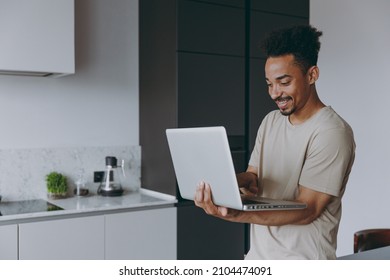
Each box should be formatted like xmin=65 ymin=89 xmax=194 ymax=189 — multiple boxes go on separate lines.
xmin=0 ymin=188 xmax=177 ymax=225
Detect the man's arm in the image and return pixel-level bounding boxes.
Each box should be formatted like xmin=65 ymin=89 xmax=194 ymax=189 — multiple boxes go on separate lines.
xmin=194 ymin=181 xmax=332 ymax=226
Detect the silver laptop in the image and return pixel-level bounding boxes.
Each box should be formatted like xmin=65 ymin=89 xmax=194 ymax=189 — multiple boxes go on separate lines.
xmin=166 ymin=126 xmax=306 ymax=211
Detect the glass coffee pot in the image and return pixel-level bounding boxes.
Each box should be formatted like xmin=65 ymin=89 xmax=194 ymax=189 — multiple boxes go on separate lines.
xmin=98 ymin=156 xmax=125 ymax=196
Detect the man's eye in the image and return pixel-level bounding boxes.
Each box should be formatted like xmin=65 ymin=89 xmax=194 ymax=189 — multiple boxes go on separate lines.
xmin=281 ymin=81 xmax=291 ymax=86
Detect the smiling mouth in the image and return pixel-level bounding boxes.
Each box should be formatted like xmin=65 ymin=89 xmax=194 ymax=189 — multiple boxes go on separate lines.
xmin=275 ymin=97 xmax=292 ymax=108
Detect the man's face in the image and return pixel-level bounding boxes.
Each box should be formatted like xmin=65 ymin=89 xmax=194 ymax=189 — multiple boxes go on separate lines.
xmin=265 ymin=54 xmax=312 ymax=117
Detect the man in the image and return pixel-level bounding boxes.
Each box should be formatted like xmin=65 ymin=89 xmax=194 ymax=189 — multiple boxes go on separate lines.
xmin=194 ymin=25 xmax=355 ymax=259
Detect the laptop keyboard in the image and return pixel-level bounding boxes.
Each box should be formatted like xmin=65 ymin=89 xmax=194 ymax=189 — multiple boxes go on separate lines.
xmin=242 ymin=198 xmax=269 ymax=205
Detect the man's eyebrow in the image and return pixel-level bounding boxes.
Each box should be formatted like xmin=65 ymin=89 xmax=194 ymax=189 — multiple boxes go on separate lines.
xmin=275 ymin=74 xmax=292 ymax=80
xmin=265 ymin=74 xmax=292 ymax=81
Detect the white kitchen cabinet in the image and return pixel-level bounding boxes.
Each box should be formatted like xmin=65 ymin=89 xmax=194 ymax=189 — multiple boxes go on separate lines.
xmin=0 ymin=0 xmax=74 ymax=77
xmin=0 ymin=224 xmax=18 ymax=260
xmin=18 ymin=216 xmax=104 ymax=260
xmin=105 ymin=207 xmax=177 ymax=259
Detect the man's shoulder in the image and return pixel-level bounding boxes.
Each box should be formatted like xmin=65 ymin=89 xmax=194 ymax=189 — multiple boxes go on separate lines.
xmin=311 ymin=107 xmax=355 ymax=149
xmin=316 ymin=106 xmax=353 ymax=133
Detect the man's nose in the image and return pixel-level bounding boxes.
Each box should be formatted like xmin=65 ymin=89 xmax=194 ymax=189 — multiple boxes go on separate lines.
xmin=269 ymin=84 xmax=282 ymax=100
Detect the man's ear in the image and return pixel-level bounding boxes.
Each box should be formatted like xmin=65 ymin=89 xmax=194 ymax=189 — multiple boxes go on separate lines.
xmin=307 ymin=66 xmax=319 ymax=84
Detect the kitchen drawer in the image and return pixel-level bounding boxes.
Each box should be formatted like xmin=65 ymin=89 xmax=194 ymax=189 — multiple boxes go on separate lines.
xmin=19 ymin=216 xmax=105 ymax=260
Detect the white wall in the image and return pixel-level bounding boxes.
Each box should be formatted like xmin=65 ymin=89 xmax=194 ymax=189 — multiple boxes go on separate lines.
xmin=0 ymin=0 xmax=139 ymax=149
xmin=311 ymin=0 xmax=390 ymax=256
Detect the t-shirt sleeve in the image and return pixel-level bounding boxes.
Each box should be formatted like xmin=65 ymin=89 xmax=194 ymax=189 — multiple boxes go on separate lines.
xmin=248 ymin=123 xmax=263 ymax=170
xmin=299 ymin=128 xmax=355 ymax=197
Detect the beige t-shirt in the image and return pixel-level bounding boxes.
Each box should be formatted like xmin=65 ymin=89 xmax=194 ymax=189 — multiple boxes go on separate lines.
xmin=246 ymin=106 xmax=355 ymax=259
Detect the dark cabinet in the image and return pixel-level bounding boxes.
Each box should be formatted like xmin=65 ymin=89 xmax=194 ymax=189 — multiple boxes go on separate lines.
xmin=196 ymin=0 xmax=245 ymax=8
xmin=177 ymin=0 xmax=247 ymax=176
xmin=178 ymin=53 xmax=245 ymax=135
xmin=177 ymin=203 xmax=246 ymax=260
xmin=178 ymin=0 xmax=245 ymax=56
xmin=251 ymin=0 xmax=309 ymax=17
xmin=140 ymin=0 xmax=309 ymax=260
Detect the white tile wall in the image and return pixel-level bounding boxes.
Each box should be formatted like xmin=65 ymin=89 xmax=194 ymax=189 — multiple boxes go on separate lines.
xmin=0 ymin=145 xmax=140 ymax=201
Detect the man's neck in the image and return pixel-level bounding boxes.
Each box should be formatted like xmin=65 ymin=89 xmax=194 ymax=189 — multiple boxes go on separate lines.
xmin=289 ymin=91 xmax=325 ymax=125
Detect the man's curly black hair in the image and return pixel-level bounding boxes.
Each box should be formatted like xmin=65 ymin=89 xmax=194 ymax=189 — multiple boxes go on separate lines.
xmin=261 ymin=25 xmax=323 ymax=73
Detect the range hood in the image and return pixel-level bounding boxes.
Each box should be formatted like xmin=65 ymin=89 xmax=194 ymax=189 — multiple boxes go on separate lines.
xmin=0 ymin=0 xmax=75 ymax=78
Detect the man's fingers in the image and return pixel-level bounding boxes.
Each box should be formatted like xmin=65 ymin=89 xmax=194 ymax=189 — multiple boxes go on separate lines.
xmin=194 ymin=181 xmax=205 ymax=206
xmin=195 ymin=182 xmax=226 ymax=217
xmin=203 ymin=183 xmax=212 ymax=202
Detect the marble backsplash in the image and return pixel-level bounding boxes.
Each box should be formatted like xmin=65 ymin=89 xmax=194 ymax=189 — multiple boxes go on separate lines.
xmin=0 ymin=145 xmax=141 ymax=201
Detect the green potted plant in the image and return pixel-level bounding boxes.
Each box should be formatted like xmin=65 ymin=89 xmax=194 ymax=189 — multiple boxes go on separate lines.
xmin=46 ymin=172 xmax=68 ymax=199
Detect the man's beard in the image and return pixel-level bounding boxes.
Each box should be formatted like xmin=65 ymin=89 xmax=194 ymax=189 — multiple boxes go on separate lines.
xmin=280 ymin=106 xmax=296 ymax=116
xmin=275 ymin=96 xmax=295 ymax=116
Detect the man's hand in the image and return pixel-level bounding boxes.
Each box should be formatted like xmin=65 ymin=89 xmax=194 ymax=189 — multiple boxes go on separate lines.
xmin=236 ymin=170 xmax=259 ymax=196
xmin=194 ymin=181 xmax=228 ymax=216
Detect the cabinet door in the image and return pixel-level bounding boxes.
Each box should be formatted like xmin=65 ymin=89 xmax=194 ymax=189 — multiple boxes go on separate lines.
xmin=177 ymin=204 xmax=246 ymax=259
xmin=178 ymin=52 xmax=245 ymax=136
xmin=196 ymin=0 xmax=244 ymax=8
xmin=0 ymin=0 xmax=74 ymax=76
xmin=0 ymin=224 xmax=18 ymax=260
xmin=177 ymin=0 xmax=245 ymax=56
xmin=105 ymin=208 xmax=177 ymax=260
xmin=19 ymin=216 xmax=104 ymax=260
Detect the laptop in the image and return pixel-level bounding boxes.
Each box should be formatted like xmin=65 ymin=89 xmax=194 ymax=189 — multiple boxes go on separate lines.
xmin=166 ymin=126 xmax=306 ymax=211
